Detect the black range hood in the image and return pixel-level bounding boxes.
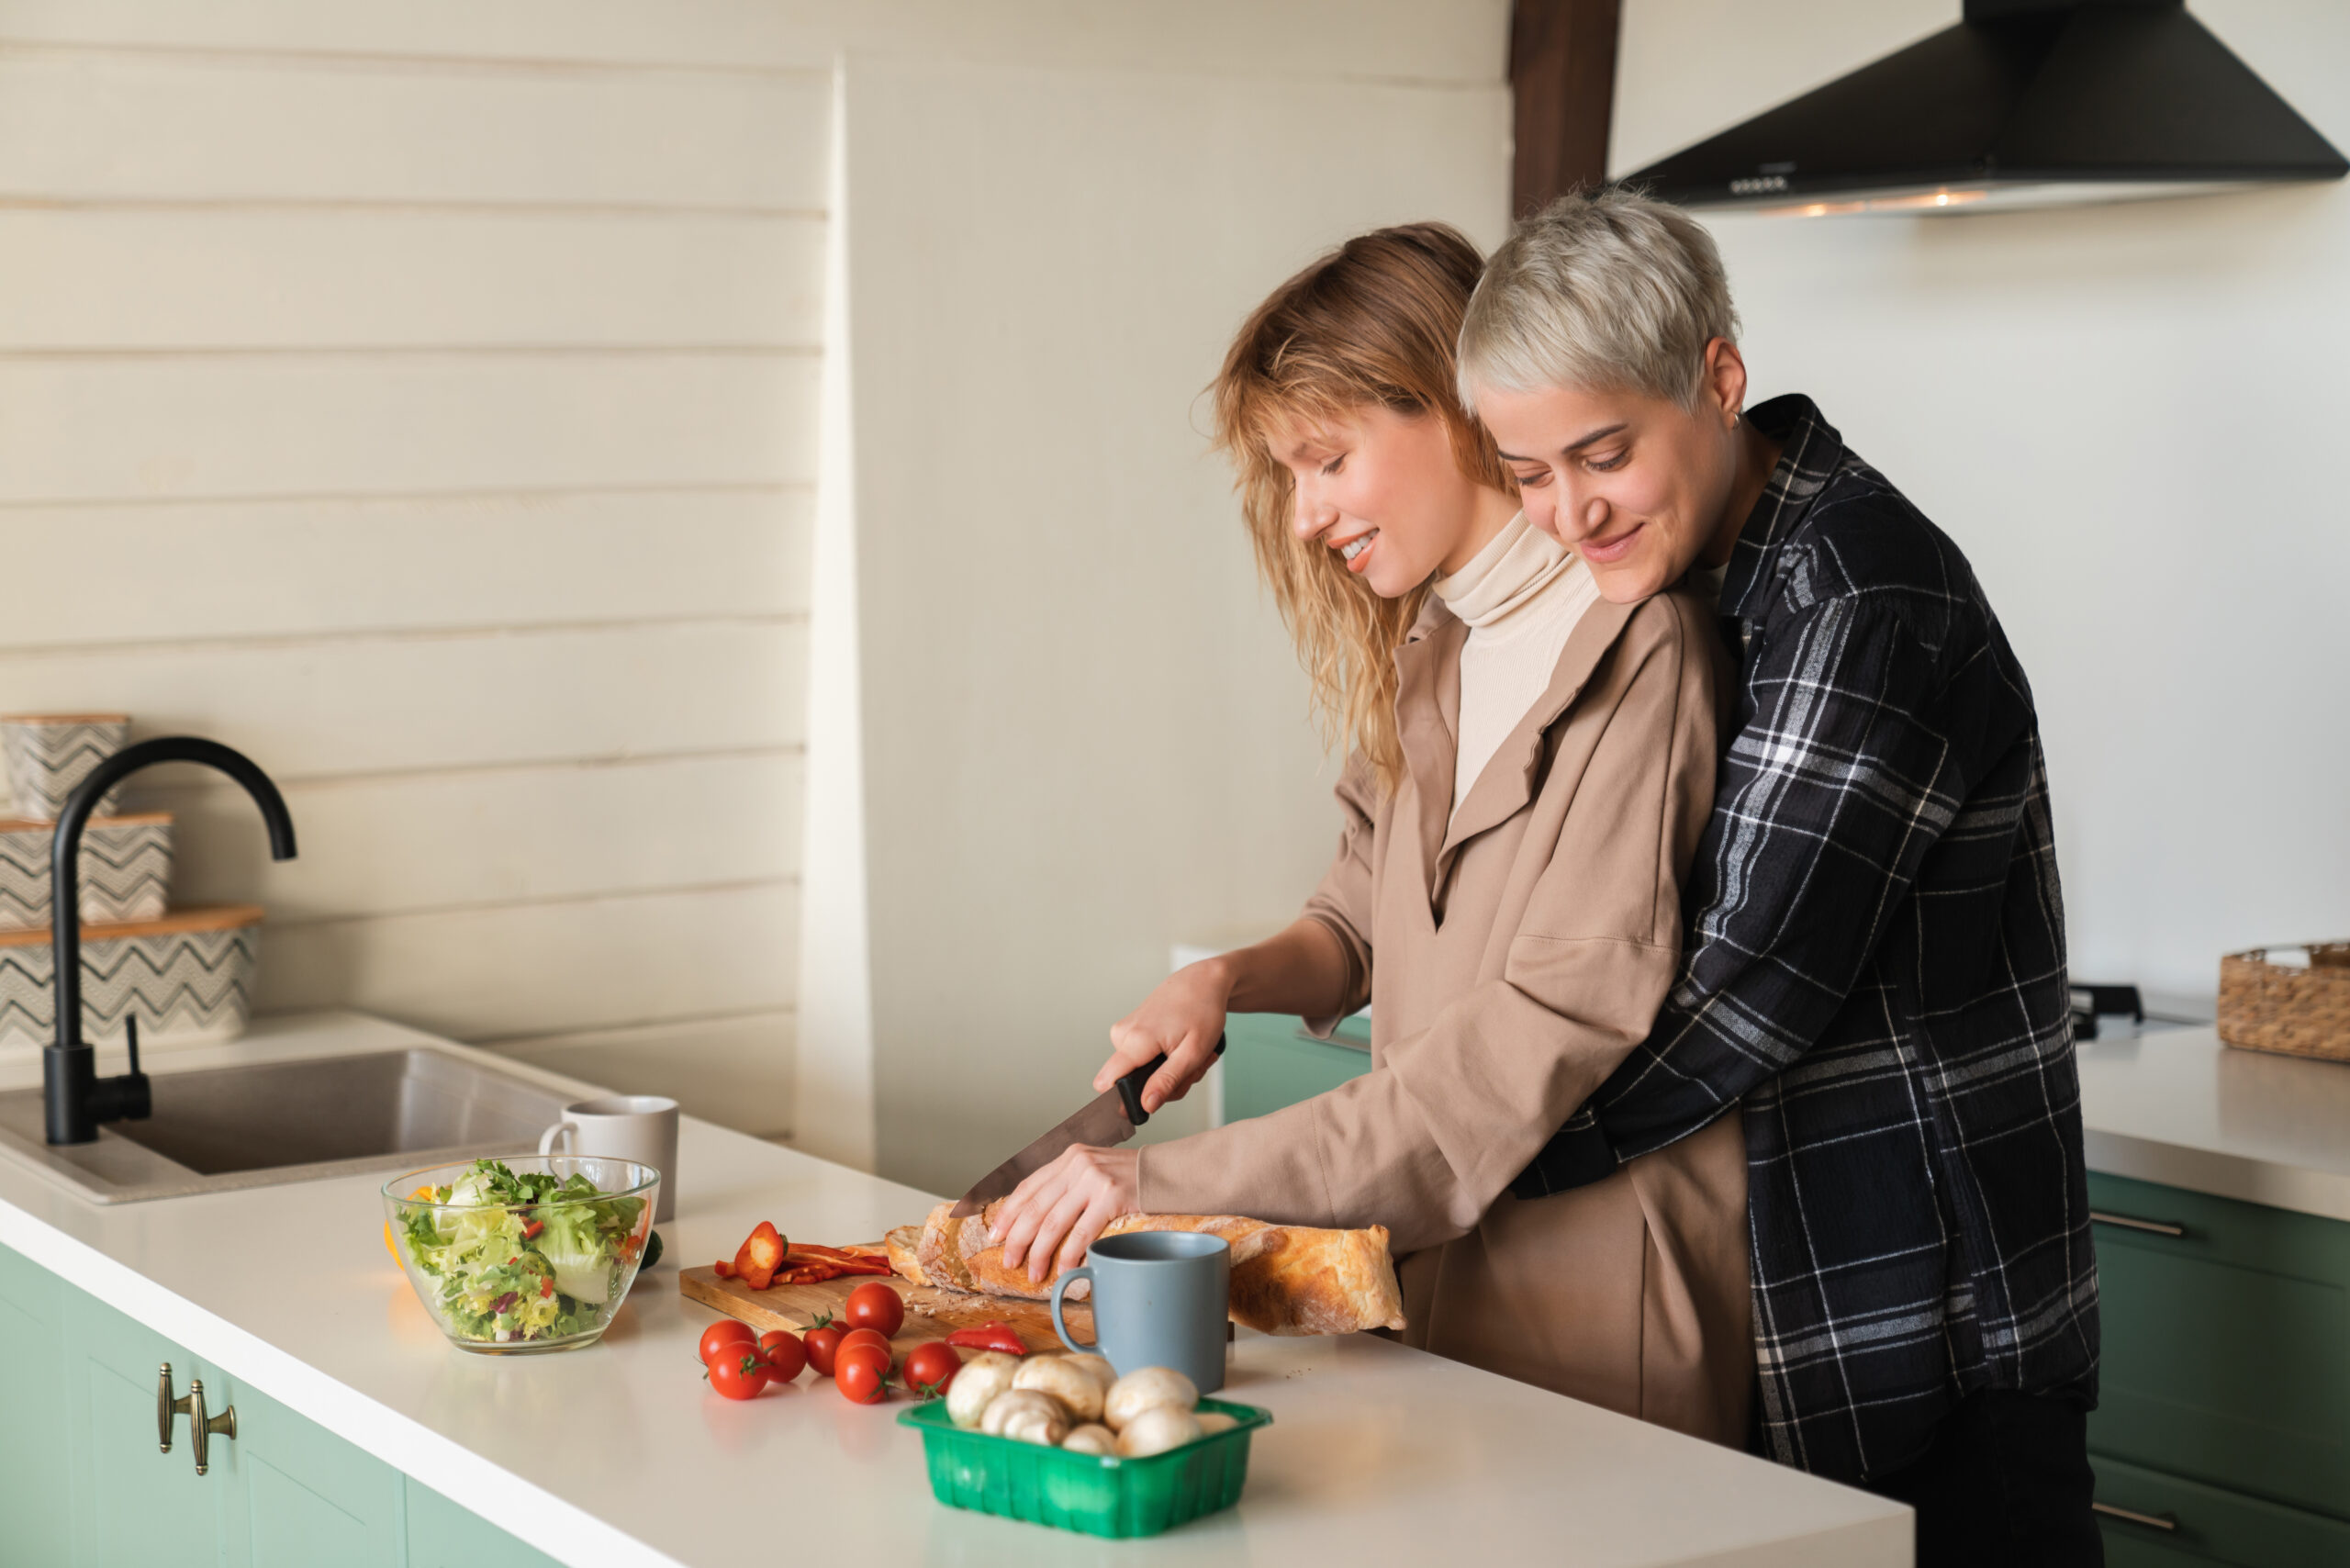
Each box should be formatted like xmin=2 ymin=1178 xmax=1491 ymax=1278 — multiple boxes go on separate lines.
xmin=1623 ymin=0 xmax=2346 ymax=215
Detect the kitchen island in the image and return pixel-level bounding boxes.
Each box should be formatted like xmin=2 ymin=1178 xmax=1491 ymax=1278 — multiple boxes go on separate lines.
xmin=0 ymin=1013 xmax=1909 ymax=1566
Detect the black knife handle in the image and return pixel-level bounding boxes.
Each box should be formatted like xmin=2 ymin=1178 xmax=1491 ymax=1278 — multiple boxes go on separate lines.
xmin=1113 ymin=1032 xmax=1227 ymax=1128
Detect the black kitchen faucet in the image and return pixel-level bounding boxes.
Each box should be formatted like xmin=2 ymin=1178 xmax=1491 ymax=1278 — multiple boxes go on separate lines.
xmin=42 ymin=737 xmax=297 ymax=1145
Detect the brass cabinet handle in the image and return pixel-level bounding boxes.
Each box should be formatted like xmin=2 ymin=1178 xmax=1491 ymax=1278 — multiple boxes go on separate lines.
xmin=2090 ymin=1210 xmax=2188 ymax=1238
xmin=185 ymin=1378 xmax=237 ymax=1476
xmin=2093 ymin=1501 xmax=2179 ymax=1532
xmin=156 ymin=1363 xmax=194 ymax=1453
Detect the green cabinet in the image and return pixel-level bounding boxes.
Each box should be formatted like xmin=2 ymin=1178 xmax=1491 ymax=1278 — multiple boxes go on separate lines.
xmin=2087 ymin=1171 xmax=2350 ymax=1565
xmin=2096 ymin=1454 xmax=2350 ymax=1567
xmin=1219 ymin=1011 xmax=1370 ymax=1125
xmin=0 ymin=1240 xmax=562 ymax=1568
xmin=0 ymin=1241 xmax=77 ymax=1566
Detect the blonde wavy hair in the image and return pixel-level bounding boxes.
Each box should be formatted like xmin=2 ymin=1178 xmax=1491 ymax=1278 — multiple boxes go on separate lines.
xmin=1211 ymin=223 xmax=1511 ymax=793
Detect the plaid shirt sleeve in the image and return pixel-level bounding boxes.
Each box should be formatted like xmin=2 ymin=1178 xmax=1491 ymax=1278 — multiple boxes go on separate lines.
xmin=1595 ymin=588 xmax=1975 ymax=1153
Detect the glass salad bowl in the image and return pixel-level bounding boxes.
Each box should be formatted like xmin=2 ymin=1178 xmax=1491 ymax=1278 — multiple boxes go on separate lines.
xmin=384 ymin=1155 xmax=659 ymax=1355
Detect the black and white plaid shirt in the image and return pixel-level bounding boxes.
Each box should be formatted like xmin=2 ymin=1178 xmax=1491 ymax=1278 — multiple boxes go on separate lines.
xmin=1514 ymin=394 xmax=2098 ymax=1483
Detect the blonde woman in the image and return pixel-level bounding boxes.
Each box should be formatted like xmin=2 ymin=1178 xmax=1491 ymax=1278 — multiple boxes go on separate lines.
xmin=990 ymin=223 xmax=1751 ymax=1441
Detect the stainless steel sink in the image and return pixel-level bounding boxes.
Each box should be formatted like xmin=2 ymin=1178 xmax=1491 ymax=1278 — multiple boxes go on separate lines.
xmin=0 ymin=1048 xmax=574 ymax=1203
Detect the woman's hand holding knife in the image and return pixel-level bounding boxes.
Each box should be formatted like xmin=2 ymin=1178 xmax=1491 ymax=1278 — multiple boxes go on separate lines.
xmin=994 ymin=959 xmax=1231 ymax=1281
xmin=996 ymin=924 xmax=1356 ymax=1282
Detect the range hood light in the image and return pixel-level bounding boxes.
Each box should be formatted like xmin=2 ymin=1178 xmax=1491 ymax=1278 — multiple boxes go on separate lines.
xmin=1623 ymin=0 xmax=2347 ymax=215
xmin=1762 ymin=187 xmax=1992 ymax=218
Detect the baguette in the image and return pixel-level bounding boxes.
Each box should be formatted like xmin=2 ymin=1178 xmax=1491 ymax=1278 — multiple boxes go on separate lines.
xmin=904 ymin=1201 xmax=1404 ymax=1336
xmin=884 ymin=1224 xmax=928 ymax=1287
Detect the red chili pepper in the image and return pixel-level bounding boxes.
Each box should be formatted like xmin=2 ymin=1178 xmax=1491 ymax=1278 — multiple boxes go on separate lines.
xmin=945 ymin=1323 xmax=1027 ymax=1355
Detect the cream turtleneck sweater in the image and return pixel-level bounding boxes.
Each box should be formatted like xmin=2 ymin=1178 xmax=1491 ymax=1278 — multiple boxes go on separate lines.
xmin=1431 ymin=512 xmax=1603 ymax=818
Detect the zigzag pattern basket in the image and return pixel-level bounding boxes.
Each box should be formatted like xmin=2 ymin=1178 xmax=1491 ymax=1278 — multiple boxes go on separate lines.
xmin=0 ymin=813 xmax=173 ymax=932
xmin=0 ymin=906 xmax=261 ymax=1049
xmin=1 ymin=713 xmax=129 ymax=821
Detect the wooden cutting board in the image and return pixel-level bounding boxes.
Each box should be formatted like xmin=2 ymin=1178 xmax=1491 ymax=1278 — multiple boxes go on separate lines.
xmin=678 ymin=1259 xmax=1089 ymax=1355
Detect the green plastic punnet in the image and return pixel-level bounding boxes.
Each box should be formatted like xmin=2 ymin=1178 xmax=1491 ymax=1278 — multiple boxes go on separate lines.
xmin=898 ymin=1396 xmax=1272 ymax=1538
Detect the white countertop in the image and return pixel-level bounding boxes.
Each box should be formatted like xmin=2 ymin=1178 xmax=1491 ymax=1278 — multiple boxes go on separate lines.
xmin=2078 ymin=1024 xmax=2350 ymax=1222
xmin=0 ymin=1012 xmax=1909 ymax=1567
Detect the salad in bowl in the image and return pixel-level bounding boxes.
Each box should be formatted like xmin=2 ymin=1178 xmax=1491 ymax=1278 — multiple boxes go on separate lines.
xmin=385 ymin=1155 xmax=658 ymax=1353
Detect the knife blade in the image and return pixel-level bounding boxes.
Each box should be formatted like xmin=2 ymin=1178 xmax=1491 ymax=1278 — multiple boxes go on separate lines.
xmin=948 ymin=1033 xmax=1225 ymax=1218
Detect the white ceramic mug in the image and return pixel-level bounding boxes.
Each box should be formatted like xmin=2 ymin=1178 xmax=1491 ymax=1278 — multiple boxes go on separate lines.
xmin=540 ymin=1094 xmax=679 ymax=1224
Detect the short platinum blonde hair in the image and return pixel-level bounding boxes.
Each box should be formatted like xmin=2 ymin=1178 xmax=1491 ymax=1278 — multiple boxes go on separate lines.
xmin=1457 ymin=187 xmax=1739 ymax=412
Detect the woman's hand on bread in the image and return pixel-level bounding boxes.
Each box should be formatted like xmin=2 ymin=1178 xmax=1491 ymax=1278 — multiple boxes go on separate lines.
xmin=1097 ymin=959 xmax=1230 ymax=1115
xmin=994 ymin=1144 xmax=1140 ymax=1282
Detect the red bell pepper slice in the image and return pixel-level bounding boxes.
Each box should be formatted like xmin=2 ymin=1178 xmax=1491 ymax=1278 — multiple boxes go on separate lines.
xmin=733 ymin=1221 xmax=789 ymax=1291
xmin=713 ymin=1260 xmax=736 ymax=1278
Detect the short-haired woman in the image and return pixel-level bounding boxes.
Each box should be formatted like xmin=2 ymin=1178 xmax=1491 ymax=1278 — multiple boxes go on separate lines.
xmin=990 ymin=223 xmax=1751 ymax=1442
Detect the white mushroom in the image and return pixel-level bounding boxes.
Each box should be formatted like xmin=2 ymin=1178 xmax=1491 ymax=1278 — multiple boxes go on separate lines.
xmin=1064 ymin=1353 xmax=1117 ymax=1391
xmin=1195 ymin=1411 xmax=1238 ymax=1436
xmin=1116 ymin=1404 xmax=1204 ymax=1457
xmin=946 ymin=1351 xmax=1021 ymax=1429
xmin=979 ymin=1386 xmax=1063 ymax=1436
xmin=984 ymin=1389 xmax=1071 ymax=1447
xmin=1013 ymin=1355 xmax=1106 ymax=1424
xmin=1102 ymin=1366 xmax=1199 ymax=1431
xmin=1060 ymin=1422 xmax=1118 ymax=1457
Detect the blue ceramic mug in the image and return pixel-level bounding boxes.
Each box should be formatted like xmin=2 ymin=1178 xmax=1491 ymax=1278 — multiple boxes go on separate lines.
xmin=1049 ymin=1230 xmax=1230 ymax=1393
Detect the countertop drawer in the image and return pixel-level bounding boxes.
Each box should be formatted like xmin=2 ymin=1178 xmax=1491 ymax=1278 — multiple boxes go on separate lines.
xmin=2096 ymin=1452 xmax=2350 ymax=1567
xmin=2087 ymin=1170 xmax=2350 ymax=1518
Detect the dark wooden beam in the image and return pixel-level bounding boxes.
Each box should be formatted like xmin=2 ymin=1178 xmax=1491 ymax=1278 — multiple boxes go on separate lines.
xmin=1510 ymin=0 xmax=1623 ymax=217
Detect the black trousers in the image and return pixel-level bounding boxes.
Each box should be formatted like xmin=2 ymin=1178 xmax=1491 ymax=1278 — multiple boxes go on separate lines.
xmin=1864 ymin=1391 xmax=2104 ymax=1568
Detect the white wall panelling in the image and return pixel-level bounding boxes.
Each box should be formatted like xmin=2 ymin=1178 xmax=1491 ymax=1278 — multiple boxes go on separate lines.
xmin=0 ymin=50 xmax=829 ymax=210
xmin=0 ymin=209 xmax=824 ymax=350
xmin=0 ymin=355 xmax=819 ymax=501
xmin=256 ymin=883 xmax=798 ymax=1042
xmin=494 ymin=1011 xmax=800 ymax=1141
xmin=0 ymin=489 xmax=811 ymax=644
xmin=0 ymin=3 xmax=1505 ymax=83
xmin=152 ymin=751 xmax=802 ymax=919
xmin=0 ymin=11 xmax=827 ymax=1134
xmin=0 ymin=623 xmax=806 ymax=778
xmin=1611 ymin=0 xmax=2350 ymax=1000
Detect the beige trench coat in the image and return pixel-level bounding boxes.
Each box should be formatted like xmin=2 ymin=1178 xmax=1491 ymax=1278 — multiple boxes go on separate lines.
xmin=1138 ymin=585 xmax=1752 ymax=1445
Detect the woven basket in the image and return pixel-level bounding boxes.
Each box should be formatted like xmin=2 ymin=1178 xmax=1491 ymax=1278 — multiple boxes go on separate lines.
xmin=2218 ymin=944 xmax=2350 ymax=1063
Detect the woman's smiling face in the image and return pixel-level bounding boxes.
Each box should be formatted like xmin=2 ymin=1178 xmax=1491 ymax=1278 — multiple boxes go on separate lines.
xmin=1280 ymin=403 xmax=1501 ymax=599
xmin=1471 ymin=342 xmax=1751 ymax=604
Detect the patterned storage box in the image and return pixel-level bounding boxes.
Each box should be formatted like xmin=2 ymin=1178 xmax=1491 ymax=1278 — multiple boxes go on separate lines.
xmin=0 ymin=905 xmax=262 ymax=1049
xmin=0 ymin=813 xmax=173 ymax=932
xmin=1 ymin=713 xmax=129 ymax=821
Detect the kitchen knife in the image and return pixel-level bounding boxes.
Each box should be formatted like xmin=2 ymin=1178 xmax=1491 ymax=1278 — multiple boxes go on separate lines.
xmin=948 ymin=1033 xmax=1226 ymax=1219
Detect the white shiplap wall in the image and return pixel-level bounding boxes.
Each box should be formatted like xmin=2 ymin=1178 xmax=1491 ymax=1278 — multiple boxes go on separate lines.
xmin=0 ymin=20 xmax=827 ymax=1135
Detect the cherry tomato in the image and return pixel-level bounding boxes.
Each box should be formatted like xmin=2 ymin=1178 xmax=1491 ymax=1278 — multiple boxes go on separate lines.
xmin=706 ymin=1346 xmax=769 ymax=1401
xmin=835 ymin=1355 xmax=887 ymax=1405
xmin=837 ymin=1327 xmax=890 ymax=1361
xmin=699 ymin=1320 xmax=756 ymax=1367
xmin=901 ymin=1340 xmax=960 ymax=1398
xmin=803 ymin=1325 xmax=845 ymax=1377
xmin=756 ymin=1330 xmax=806 ymax=1384
xmin=834 ymin=1339 xmax=891 ymax=1381
xmin=845 ymin=1282 xmax=906 ymax=1338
